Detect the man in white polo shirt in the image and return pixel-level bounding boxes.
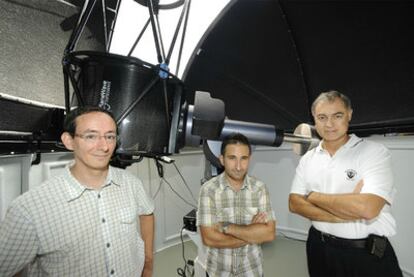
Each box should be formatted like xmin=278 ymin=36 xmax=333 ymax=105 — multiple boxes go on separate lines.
xmin=289 ymin=91 xmax=402 ymax=277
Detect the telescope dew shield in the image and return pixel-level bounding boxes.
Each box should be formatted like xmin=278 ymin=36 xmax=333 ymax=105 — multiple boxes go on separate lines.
xmin=64 ymin=51 xmax=185 ymax=156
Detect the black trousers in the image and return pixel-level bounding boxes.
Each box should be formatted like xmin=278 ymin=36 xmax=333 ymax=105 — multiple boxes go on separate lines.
xmin=307 ymin=226 xmax=403 ymax=277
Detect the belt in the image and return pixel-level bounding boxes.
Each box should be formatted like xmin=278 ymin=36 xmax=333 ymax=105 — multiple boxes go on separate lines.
xmin=311 ymin=226 xmax=367 ymax=249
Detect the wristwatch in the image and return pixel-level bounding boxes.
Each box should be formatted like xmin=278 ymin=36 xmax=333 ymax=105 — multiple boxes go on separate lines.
xmin=221 ymin=222 xmax=230 ymax=234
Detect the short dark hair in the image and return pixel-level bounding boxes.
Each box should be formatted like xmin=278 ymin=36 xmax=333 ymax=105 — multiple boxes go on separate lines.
xmin=311 ymin=90 xmax=352 ymax=115
xmin=63 ymin=106 xmax=117 ymax=136
xmin=220 ymin=133 xmax=251 ymax=155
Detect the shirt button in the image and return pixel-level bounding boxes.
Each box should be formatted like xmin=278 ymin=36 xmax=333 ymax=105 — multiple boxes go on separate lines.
xmin=107 ymin=243 xmax=111 ymax=248
xmin=102 ymin=218 xmax=106 ymax=223
xmin=98 ymin=194 xmax=101 ymax=199
xmin=110 ymin=269 xmax=115 ymax=274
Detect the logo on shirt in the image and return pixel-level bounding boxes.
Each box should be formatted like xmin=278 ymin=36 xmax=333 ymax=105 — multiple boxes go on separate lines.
xmin=345 ymin=169 xmax=357 ymax=180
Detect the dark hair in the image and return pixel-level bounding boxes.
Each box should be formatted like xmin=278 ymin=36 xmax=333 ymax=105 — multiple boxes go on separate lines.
xmin=220 ymin=133 xmax=251 ymax=155
xmin=63 ymin=106 xmax=117 ymax=136
xmin=311 ymin=90 xmax=352 ymax=115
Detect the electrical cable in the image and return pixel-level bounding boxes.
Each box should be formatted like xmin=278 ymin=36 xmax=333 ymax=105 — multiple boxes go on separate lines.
xmin=153 ymin=158 xmax=197 ymax=208
xmin=172 ymin=161 xmax=198 ymax=203
xmin=162 ymin=177 xmax=197 ymax=209
xmin=176 ymin=226 xmax=194 ymax=277
xmin=152 ymin=177 xmax=163 ymax=199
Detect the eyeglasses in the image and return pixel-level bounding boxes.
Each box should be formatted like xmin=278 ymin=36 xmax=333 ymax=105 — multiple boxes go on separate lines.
xmin=74 ymin=133 xmax=118 ymax=144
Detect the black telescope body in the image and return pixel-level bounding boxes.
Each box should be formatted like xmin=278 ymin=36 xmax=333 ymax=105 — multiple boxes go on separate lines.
xmin=62 ymin=0 xmax=314 ymax=161
xmin=62 ymin=0 xmax=188 ymax=158
xmin=64 ymin=51 xmax=185 ymax=156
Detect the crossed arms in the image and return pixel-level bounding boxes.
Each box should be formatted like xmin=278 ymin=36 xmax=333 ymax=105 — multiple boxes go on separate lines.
xmin=200 ymin=212 xmax=276 ymax=248
xmin=289 ymin=180 xmax=387 ymax=222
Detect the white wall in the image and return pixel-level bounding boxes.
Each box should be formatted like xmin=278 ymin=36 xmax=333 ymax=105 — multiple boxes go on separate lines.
xmin=132 ymin=151 xmax=204 ymax=251
xmin=249 ymin=145 xmax=307 ymax=237
xmin=0 ymin=155 xmax=31 ymax=220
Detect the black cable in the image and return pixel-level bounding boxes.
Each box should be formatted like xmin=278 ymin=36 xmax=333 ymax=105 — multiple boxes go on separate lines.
xmin=172 ymin=162 xmax=197 ymax=203
xmin=155 ymin=159 xmax=164 ymax=178
xmin=153 ymin=159 xmax=196 ymax=208
xmin=162 ymin=177 xmax=197 ymax=209
xmin=177 ymin=226 xmax=194 ymax=277
xmin=152 ymin=178 xmax=163 ymax=199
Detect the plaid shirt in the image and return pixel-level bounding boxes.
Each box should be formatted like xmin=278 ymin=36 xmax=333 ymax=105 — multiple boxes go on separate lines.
xmin=0 ymin=165 xmax=154 ymax=277
xmin=197 ymin=173 xmax=276 ymax=277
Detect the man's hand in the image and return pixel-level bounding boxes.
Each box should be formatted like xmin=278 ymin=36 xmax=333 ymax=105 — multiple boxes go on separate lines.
xmin=141 ymin=262 xmax=153 ymax=277
xmin=353 ymin=179 xmax=364 ymax=193
xmin=289 ymin=193 xmax=347 ymax=223
xmin=200 ymin=225 xmax=248 ymax=248
xmin=305 ymin=178 xmax=385 ymax=220
xmin=215 ymin=222 xmax=224 ymax=233
xmin=251 ymin=212 xmax=268 ymax=224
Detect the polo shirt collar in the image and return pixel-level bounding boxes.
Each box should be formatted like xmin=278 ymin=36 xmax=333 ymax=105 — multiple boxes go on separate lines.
xmin=316 ymin=140 xmax=325 ymax=153
xmin=65 ymin=165 xmax=118 ymax=202
xmin=316 ymin=134 xmax=362 ymax=153
xmin=342 ymin=134 xmax=363 ymax=148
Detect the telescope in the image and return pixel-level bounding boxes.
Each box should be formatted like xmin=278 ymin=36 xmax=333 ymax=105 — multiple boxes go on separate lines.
xmin=62 ymin=0 xmax=320 ymax=165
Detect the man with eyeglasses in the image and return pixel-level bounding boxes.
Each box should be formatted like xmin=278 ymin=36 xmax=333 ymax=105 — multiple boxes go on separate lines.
xmin=289 ymin=91 xmax=402 ymax=276
xmin=0 ymin=106 xmax=155 ymax=277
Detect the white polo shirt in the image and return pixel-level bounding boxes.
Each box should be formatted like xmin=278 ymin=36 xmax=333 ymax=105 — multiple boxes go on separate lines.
xmin=291 ymin=134 xmax=397 ymax=239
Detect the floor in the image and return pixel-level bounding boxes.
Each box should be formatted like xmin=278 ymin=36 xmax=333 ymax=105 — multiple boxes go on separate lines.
xmin=153 ymin=236 xmax=308 ymax=277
